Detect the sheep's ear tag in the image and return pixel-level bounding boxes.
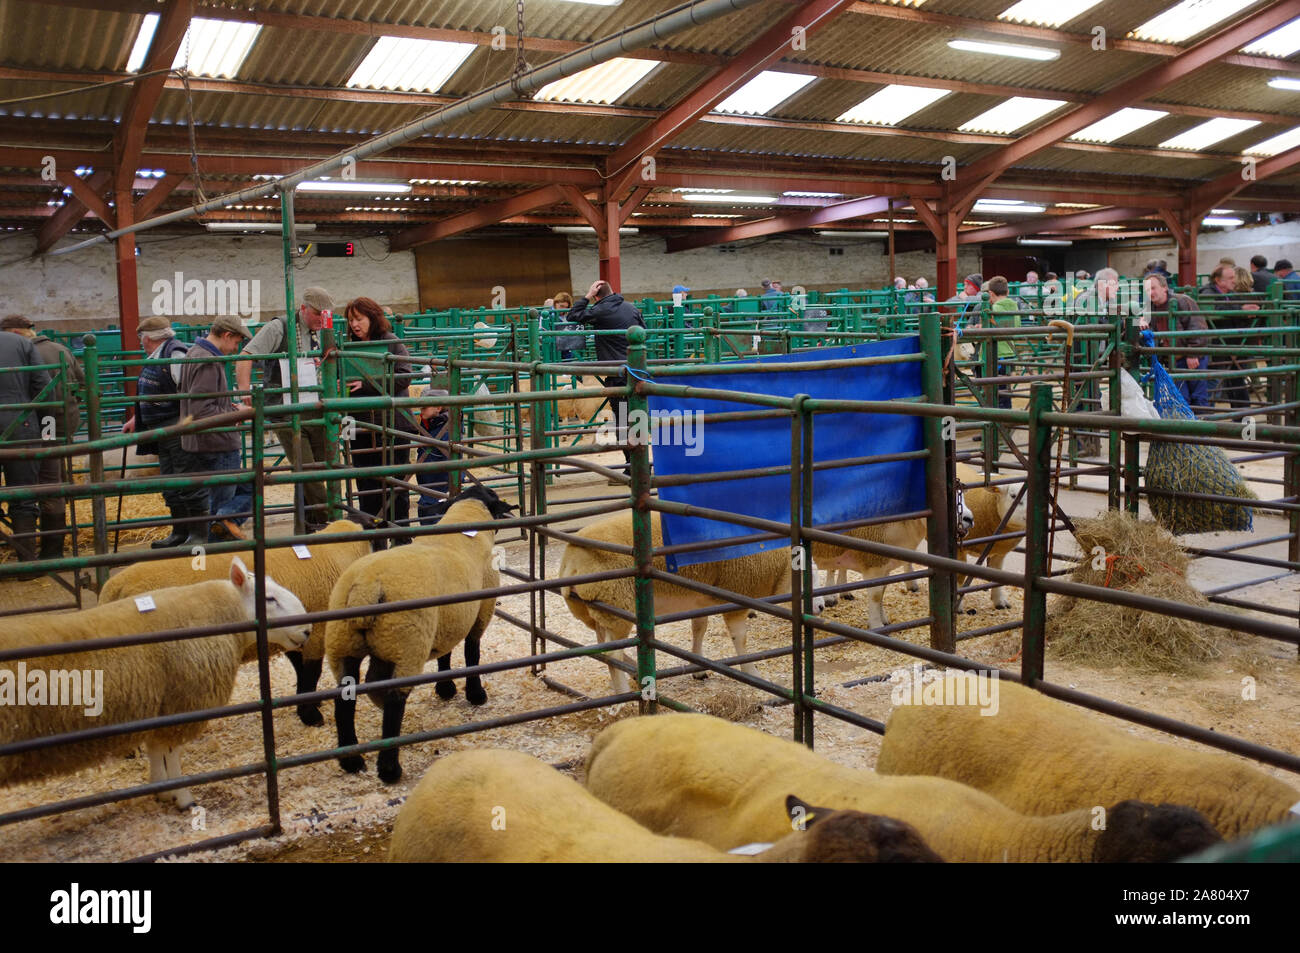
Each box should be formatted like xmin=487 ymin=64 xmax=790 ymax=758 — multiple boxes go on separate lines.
xmin=787 ymin=794 xmax=831 ymax=830
xmin=133 ymin=595 xmax=156 ymax=613
xmin=462 ymin=530 xmax=479 ymax=538
xmin=293 ymin=544 xmax=312 ymax=559
xmin=1289 ymin=800 xmax=1300 ymax=818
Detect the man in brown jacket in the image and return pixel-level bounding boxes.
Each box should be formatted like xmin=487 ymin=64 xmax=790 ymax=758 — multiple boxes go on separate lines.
xmin=180 ymin=315 xmax=252 ymax=545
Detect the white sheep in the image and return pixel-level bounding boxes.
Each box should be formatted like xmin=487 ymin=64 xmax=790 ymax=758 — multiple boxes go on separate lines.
xmin=388 ymin=748 xmax=943 ymax=862
xmin=876 ymin=675 xmax=1300 ymax=840
xmin=325 ymin=484 xmax=517 ymax=783
xmin=813 ymin=484 xmax=974 ymax=626
xmin=558 ymin=510 xmax=822 ymax=693
xmin=99 ymin=519 xmax=371 ymax=726
xmin=870 ymin=463 xmax=1023 ymax=614
xmin=0 ymin=558 xmax=309 ymax=808
xmin=585 ymin=713 xmax=1222 ymax=862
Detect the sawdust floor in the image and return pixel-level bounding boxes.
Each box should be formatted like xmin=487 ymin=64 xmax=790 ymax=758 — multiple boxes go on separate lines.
xmin=2 ymin=454 xmax=1297 ymax=863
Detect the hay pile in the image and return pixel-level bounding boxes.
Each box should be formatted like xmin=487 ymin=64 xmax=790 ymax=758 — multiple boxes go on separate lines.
xmin=1048 ymin=510 xmax=1229 ymax=674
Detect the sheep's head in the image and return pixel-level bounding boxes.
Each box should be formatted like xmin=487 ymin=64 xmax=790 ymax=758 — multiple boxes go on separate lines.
xmin=954 ymin=483 xmax=974 ymax=539
xmin=761 ymin=796 xmax=944 ymax=863
xmin=228 ymin=557 xmax=311 ymax=650
xmin=455 ymin=483 xmax=519 ymax=521
xmin=1093 ymin=800 xmax=1222 ymax=862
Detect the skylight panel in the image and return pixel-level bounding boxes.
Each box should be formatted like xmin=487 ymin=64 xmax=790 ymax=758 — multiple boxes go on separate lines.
xmin=1158 ymin=117 xmax=1260 ymax=150
xmin=1243 ymin=17 xmax=1300 ymax=56
xmin=713 ymin=71 xmax=817 ymax=116
xmin=837 ymin=84 xmax=952 ymax=126
xmin=1243 ymin=125 xmax=1300 ymax=156
xmin=1269 ymin=77 xmax=1300 ymax=91
xmin=947 ymin=39 xmax=1059 ymax=60
xmin=126 ymin=13 xmax=159 ymax=72
xmin=347 ymin=36 xmax=477 ymax=92
xmin=998 ymin=0 xmax=1104 ymax=28
xmin=172 ymin=18 xmax=262 ymax=79
xmin=533 ymin=57 xmax=659 ymax=104
xmin=958 ymin=97 xmax=1068 ymax=134
xmin=1068 ymin=108 xmax=1168 ymax=143
xmin=1130 ymin=0 xmax=1255 ymax=44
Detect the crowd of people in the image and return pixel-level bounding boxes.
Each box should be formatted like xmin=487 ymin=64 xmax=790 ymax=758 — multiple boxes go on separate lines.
xmin=2 ymin=255 xmax=1297 ymax=565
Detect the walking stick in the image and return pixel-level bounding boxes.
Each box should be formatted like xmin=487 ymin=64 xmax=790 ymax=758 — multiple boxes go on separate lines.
xmin=111 ymin=446 xmax=128 ymax=553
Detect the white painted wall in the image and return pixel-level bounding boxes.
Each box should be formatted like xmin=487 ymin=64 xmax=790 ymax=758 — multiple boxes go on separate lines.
xmin=0 ymin=233 xmax=419 ymax=331
xmin=0 ymin=228 xmax=981 ymax=331
xmin=566 ymin=234 xmax=981 ymax=299
xmin=1106 ymin=220 xmax=1300 ymax=279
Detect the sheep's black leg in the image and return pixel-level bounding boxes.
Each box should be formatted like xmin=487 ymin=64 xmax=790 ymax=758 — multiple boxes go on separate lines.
xmin=463 ymin=635 xmax=487 ymax=706
xmin=296 ymin=656 xmax=325 ymax=727
xmin=435 ymin=652 xmax=457 ymax=700
xmin=377 ymin=695 xmax=408 ymax=784
xmin=286 ymin=650 xmax=304 ymax=678
xmin=335 ymin=656 xmax=366 ymax=774
xmin=367 ymin=656 xmax=406 ymax=783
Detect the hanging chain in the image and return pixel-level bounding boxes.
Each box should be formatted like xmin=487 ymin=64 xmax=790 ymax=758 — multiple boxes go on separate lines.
xmin=178 ymin=2 xmax=208 ymax=206
xmin=510 ymin=0 xmax=529 ymax=96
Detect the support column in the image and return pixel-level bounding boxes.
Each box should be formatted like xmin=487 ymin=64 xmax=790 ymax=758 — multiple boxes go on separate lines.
xmin=113 ymin=189 xmax=140 ymax=357
xmin=935 ymin=209 xmax=959 ymax=299
xmin=598 ymin=197 xmax=621 ymax=289
xmin=1177 ymin=216 xmax=1199 ymax=288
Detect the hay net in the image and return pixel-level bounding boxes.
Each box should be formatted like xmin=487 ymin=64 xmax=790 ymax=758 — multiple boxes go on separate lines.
xmin=1140 ymin=330 xmax=1255 ymax=535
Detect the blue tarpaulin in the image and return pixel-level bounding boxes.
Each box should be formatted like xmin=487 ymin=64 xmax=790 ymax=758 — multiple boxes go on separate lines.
xmin=646 ymin=338 xmax=927 ymax=570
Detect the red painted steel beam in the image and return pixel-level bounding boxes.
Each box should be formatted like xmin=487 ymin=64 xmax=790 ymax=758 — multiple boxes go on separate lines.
xmin=388 ymin=185 xmax=568 ymax=251
xmin=54 ymin=169 xmax=115 ymax=228
xmin=134 ymin=173 xmax=188 ymax=219
xmin=111 ymin=0 xmax=190 ymax=192
xmin=846 ymin=0 xmax=1300 ymax=73
xmin=953 ymin=0 xmax=1300 ymax=204
xmin=559 ymin=185 xmax=605 ymax=232
xmin=958 ymin=207 xmax=1156 ymax=245
xmin=665 ymin=194 xmax=893 ymax=252
xmin=34 ymin=168 xmax=113 ymax=253
xmin=618 ymin=187 xmax=653 ymax=226
xmin=604 ymin=0 xmax=859 ymax=195
xmin=1190 ymin=143 xmax=1300 ymax=211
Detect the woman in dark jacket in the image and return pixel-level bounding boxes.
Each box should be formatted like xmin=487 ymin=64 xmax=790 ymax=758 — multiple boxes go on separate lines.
xmin=344 ymin=297 xmax=415 ymax=536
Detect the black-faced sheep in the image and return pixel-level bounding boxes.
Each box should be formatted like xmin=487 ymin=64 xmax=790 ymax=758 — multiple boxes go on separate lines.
xmin=387 ymin=748 xmax=943 ymax=862
xmin=585 ymin=713 xmax=1222 ymax=862
xmin=99 ymin=519 xmax=371 ymax=726
xmin=325 ymin=484 xmax=517 ymax=783
xmin=557 ymin=511 xmax=822 ymax=693
xmin=876 ymin=675 xmax=1300 ymax=839
xmin=0 ymin=558 xmax=309 ymax=808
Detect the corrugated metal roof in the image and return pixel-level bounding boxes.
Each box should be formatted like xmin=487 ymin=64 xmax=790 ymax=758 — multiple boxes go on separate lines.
xmin=0 ymin=0 xmax=1296 ymax=231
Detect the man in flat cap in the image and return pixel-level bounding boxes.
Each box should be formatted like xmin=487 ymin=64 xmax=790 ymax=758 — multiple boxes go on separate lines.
xmin=181 ymin=315 xmax=253 ymax=546
xmin=236 ymin=286 xmax=333 ymax=529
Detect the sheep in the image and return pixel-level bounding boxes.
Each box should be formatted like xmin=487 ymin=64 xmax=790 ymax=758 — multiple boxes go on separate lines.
xmin=388 ymin=748 xmax=943 ymax=863
xmin=813 ymin=483 xmax=974 ymax=626
xmin=557 ymin=510 xmax=823 ymax=694
xmin=555 ymin=373 xmax=609 ymax=426
xmin=584 ymin=713 xmax=1222 ymax=862
xmin=891 ymin=462 xmax=1025 ymax=613
xmin=876 ymin=675 xmax=1300 ymax=840
xmin=98 ymin=519 xmax=371 ymax=727
xmin=325 ymin=484 xmax=518 ymax=784
xmin=0 ymin=557 xmax=309 ymax=809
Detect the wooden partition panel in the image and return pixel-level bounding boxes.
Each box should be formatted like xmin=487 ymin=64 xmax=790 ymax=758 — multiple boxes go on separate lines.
xmin=414 ymin=235 xmax=573 ymax=312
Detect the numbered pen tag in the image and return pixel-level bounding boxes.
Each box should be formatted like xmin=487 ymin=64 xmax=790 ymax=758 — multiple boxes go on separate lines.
xmin=462 ymin=530 xmax=479 ymax=538
xmin=134 ymin=595 xmax=156 ymax=613
xmin=293 ymin=544 xmax=312 ymax=559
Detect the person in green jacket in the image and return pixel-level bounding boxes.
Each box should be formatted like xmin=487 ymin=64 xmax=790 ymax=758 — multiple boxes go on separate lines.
xmin=969 ymin=275 xmax=1021 ymax=410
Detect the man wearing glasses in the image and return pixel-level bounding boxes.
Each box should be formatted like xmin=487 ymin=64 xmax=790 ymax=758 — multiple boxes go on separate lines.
xmin=236 ymin=286 xmax=334 ymax=530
